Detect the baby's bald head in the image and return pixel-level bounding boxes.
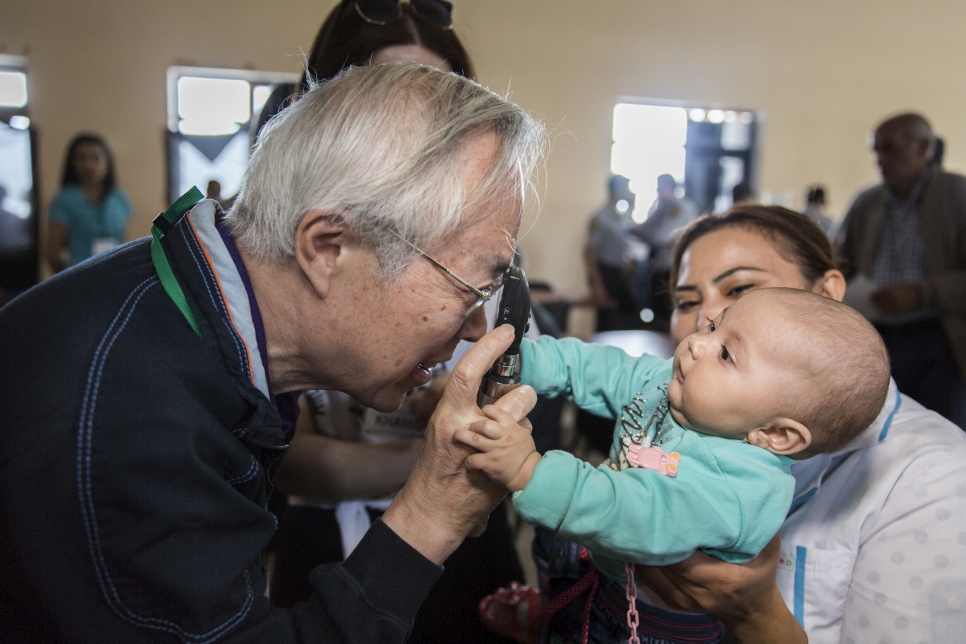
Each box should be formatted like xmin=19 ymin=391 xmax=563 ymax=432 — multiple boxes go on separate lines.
xmin=737 ymin=289 xmax=891 ymax=457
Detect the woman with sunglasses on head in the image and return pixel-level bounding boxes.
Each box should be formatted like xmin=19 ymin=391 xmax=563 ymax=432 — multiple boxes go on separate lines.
xmin=259 ymin=4 xmax=526 ymax=642
xmin=253 ymin=0 xmax=470 ymax=139
xmin=635 ymin=205 xmax=966 ymax=643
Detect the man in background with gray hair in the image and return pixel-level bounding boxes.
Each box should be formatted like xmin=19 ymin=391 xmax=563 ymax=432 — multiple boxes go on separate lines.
xmin=837 ymin=112 xmax=966 ymax=428
xmin=0 ymin=63 xmax=544 ymax=642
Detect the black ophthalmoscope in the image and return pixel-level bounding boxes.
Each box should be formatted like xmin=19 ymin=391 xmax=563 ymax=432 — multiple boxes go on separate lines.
xmin=477 ymin=265 xmax=531 ymax=407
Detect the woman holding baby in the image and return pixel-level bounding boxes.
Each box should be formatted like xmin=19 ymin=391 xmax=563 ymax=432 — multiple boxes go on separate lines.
xmin=484 ymin=205 xmax=966 ymax=643
xmin=641 ymin=205 xmax=966 ymax=643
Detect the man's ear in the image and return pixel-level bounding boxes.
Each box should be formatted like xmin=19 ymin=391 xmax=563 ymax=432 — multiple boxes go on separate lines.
xmin=294 ymin=210 xmax=347 ymax=299
xmin=746 ymin=419 xmax=812 ymax=457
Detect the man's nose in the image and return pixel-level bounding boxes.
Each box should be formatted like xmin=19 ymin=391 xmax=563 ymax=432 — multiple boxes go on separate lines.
xmin=459 ymin=302 xmax=489 ymax=343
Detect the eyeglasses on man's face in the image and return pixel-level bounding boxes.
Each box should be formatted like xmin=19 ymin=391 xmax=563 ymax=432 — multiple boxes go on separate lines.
xmin=388 ymin=229 xmax=504 ymax=319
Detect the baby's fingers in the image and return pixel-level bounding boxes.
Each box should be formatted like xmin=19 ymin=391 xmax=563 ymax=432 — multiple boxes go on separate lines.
xmin=481 ymin=404 xmax=533 ymax=435
xmin=464 ymin=451 xmax=493 ymax=474
xmin=453 ymin=426 xmax=498 ymax=452
xmin=464 ymin=452 xmax=510 ymax=488
xmin=480 ymin=404 xmax=519 ymax=426
xmin=471 ymin=416 xmax=509 ymax=440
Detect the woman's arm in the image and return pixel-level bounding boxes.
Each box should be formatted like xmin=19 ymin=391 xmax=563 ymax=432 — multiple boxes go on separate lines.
xmin=637 ymin=535 xmax=807 ymax=644
xmin=47 ymin=221 xmax=69 ymax=273
xmin=272 ymin=394 xmax=422 ymax=501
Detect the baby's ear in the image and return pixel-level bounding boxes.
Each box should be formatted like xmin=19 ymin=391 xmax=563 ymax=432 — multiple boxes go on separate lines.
xmin=746 ymin=419 xmax=811 ymax=456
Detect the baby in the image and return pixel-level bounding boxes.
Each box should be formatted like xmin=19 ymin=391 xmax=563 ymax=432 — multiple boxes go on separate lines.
xmin=459 ymin=288 xmax=890 ymax=626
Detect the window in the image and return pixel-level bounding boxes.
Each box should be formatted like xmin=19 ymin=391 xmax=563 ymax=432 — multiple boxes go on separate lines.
xmin=611 ymin=99 xmax=761 ymax=218
xmin=166 ymin=66 xmax=299 ymax=205
xmin=0 ymin=54 xmax=39 ymax=293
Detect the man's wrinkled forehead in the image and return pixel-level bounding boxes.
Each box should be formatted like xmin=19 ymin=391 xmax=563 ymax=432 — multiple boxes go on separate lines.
xmin=461 ymin=186 xmax=520 ymax=233
xmin=468 ymin=205 xmax=522 ymax=278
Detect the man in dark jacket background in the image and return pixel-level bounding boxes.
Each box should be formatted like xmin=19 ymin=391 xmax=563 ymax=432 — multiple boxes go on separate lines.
xmin=837 ymin=112 xmax=966 ymax=428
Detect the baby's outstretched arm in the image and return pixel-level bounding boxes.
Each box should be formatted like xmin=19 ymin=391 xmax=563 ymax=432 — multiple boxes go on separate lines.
xmin=454 ymin=404 xmax=541 ymax=492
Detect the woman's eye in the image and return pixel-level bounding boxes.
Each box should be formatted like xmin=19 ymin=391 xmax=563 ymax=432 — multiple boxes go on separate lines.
xmin=727 ymin=283 xmax=756 ymax=298
xmin=720 ymin=346 xmax=731 ymax=362
xmin=675 ymin=300 xmax=698 ymax=312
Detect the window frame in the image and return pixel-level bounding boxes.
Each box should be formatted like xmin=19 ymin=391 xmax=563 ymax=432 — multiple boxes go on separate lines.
xmin=165 ymin=66 xmax=299 ymax=203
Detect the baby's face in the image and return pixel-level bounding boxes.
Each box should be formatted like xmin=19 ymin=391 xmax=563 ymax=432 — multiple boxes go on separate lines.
xmin=667 ymin=294 xmax=806 ymax=439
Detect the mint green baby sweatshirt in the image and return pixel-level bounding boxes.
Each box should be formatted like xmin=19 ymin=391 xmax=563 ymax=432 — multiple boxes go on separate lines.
xmin=513 ymin=336 xmax=794 ymax=581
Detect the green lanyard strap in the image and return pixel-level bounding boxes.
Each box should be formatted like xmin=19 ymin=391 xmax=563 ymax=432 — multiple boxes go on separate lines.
xmin=151 ymin=186 xmax=205 ymax=338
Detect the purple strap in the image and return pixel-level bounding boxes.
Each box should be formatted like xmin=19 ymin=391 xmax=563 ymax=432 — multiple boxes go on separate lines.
xmin=217 ymin=224 xmax=300 ymax=437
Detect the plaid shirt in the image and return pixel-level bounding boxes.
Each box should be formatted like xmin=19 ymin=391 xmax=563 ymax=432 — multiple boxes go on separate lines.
xmin=871 ymin=169 xmax=937 ymax=325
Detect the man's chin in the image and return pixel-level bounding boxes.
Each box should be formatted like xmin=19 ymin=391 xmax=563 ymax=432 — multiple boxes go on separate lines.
xmin=363 ymin=391 xmax=408 ymax=414
xmin=358 ymin=381 xmax=412 ymax=414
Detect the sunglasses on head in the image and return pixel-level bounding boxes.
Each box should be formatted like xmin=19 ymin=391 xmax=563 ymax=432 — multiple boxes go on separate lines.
xmin=352 ymin=0 xmax=454 ymax=29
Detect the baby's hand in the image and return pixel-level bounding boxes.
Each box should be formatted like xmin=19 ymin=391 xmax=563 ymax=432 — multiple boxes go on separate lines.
xmin=454 ymin=404 xmax=541 ymax=493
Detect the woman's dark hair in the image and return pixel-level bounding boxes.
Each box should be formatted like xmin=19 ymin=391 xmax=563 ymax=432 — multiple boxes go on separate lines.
xmin=253 ymin=1 xmax=474 ymax=140
xmin=669 ymin=204 xmax=836 ymax=294
xmin=61 ymin=133 xmax=116 ymax=192
xmin=301 ymin=1 xmax=474 ymax=89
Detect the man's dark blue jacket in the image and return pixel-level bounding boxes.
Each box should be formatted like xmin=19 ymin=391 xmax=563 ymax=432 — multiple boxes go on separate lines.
xmin=0 ymin=201 xmax=440 ymax=642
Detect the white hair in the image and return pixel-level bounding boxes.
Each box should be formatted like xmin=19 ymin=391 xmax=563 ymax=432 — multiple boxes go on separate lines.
xmin=226 ymin=63 xmax=545 ymax=279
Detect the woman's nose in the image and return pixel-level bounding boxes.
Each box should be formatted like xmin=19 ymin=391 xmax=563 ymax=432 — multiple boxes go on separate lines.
xmin=700 ymin=299 xmax=728 ymax=331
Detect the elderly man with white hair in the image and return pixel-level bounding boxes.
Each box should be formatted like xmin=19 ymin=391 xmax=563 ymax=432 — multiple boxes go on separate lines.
xmin=0 ymin=64 xmax=544 ymax=642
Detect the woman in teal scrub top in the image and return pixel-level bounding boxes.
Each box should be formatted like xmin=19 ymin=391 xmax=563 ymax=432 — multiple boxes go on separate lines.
xmin=47 ymin=133 xmax=131 ymax=272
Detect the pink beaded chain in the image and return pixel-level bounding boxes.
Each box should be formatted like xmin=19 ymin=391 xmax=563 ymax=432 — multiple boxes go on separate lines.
xmin=624 ymin=561 xmax=641 ymax=644
xmin=534 ymin=550 xmax=642 ymax=644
